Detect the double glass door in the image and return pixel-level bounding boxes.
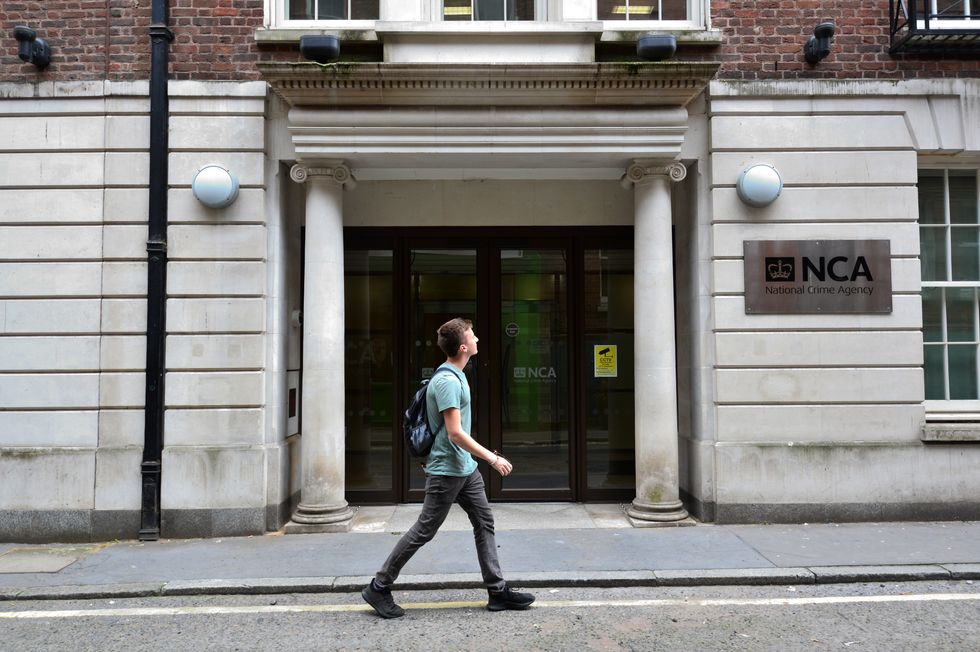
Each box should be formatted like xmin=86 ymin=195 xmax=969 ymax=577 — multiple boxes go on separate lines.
xmin=342 ymin=229 xmax=634 ymax=503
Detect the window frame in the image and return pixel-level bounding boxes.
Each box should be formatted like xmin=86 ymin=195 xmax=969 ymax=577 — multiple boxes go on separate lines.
xmin=597 ymin=0 xmax=706 ymax=29
xmin=437 ymin=0 xmax=550 ymax=22
xmin=264 ymin=0 xmax=710 ymax=27
xmin=270 ymin=0 xmax=379 ymax=28
xmin=919 ymin=166 xmax=980 ymax=416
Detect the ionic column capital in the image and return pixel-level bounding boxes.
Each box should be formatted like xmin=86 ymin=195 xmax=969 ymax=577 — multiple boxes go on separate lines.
xmin=621 ymin=161 xmax=687 ymax=188
xmin=290 ymin=162 xmax=357 ymax=190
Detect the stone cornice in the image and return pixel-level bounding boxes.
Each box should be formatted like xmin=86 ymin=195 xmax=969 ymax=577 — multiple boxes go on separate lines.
xmin=258 ymin=61 xmax=719 ymax=107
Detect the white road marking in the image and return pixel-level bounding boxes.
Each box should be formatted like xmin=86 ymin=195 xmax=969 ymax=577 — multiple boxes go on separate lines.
xmin=1 ymin=592 xmax=979 ymax=620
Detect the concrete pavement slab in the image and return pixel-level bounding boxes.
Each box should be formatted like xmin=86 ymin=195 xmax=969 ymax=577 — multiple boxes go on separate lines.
xmin=729 ymin=522 xmax=980 ymax=567
xmin=508 ymin=570 xmax=659 ymax=587
xmin=583 ymin=504 xmax=633 ymax=528
xmin=0 ymin=550 xmax=79 ymax=573
xmin=384 ymin=503 xmax=605 ymax=532
xmin=654 ymin=568 xmax=816 ymax=586
xmin=350 ymin=506 xmax=396 ymax=533
xmin=0 ymin=527 xmax=775 ymax=590
xmin=333 ymin=573 xmax=486 ymax=592
xmin=810 ymin=565 xmax=952 ymax=583
xmin=0 ymin=516 xmax=977 ymax=601
xmin=497 ymin=528 xmax=774 ymax=573
xmin=942 ymin=564 xmax=980 ymax=580
xmin=8 ymin=582 xmax=164 ymax=601
xmin=161 ymin=577 xmax=337 ymax=596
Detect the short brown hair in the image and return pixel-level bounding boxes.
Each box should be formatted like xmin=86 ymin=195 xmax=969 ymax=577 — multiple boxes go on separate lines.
xmin=437 ymin=318 xmax=472 ymax=358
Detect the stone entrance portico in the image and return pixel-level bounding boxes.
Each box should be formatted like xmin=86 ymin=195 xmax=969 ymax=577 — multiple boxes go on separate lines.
xmin=260 ymin=61 xmax=717 ymax=531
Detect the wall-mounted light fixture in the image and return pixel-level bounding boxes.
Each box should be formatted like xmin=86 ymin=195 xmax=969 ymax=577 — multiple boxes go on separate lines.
xmin=192 ymin=165 xmax=239 ymax=208
xmin=804 ymin=22 xmax=836 ymax=65
xmin=13 ymin=25 xmax=51 ymax=70
xmin=637 ymin=34 xmax=677 ymax=61
xmin=736 ymin=164 xmax=783 ymax=207
xmin=299 ymin=35 xmax=341 ymax=64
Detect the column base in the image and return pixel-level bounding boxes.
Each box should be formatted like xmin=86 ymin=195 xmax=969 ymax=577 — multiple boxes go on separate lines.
xmin=283 ymin=503 xmax=356 ymax=534
xmin=626 ymin=499 xmax=693 ymax=528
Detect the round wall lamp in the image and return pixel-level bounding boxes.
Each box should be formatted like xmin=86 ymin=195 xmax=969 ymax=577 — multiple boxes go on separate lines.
xmin=637 ymin=34 xmax=677 ymax=61
xmin=300 ymin=35 xmax=341 ymax=64
xmin=192 ymin=165 xmax=239 ymax=208
xmin=736 ymin=164 xmax=783 ymax=207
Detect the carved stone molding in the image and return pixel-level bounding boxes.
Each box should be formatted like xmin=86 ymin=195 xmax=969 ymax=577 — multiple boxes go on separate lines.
xmin=289 ymin=162 xmax=357 ymax=190
xmin=622 ymin=161 xmax=687 ymax=188
xmin=258 ymin=62 xmax=720 ymax=108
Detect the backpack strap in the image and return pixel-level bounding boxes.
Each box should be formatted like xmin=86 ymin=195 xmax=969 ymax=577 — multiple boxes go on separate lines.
xmin=425 ymin=366 xmax=460 ymax=431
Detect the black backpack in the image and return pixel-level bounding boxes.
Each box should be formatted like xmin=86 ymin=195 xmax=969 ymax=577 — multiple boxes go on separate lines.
xmin=404 ymin=367 xmax=455 ymax=458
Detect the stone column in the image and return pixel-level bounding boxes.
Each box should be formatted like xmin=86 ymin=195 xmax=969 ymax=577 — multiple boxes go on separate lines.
xmin=624 ymin=161 xmax=691 ymax=526
xmin=285 ymin=162 xmax=357 ymax=533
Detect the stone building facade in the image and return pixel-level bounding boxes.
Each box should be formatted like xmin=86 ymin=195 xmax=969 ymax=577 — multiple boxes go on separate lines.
xmin=1 ymin=0 xmax=978 ymax=541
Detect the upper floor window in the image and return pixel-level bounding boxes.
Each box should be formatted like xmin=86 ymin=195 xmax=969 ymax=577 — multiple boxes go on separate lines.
xmin=598 ymin=0 xmax=689 ymax=21
xmin=443 ymin=0 xmax=536 ymax=21
xmin=931 ymin=0 xmax=974 ymax=20
xmin=288 ymin=0 xmax=379 ymax=21
xmin=920 ymin=169 xmax=980 ymax=406
xmin=272 ymin=0 xmax=706 ymax=25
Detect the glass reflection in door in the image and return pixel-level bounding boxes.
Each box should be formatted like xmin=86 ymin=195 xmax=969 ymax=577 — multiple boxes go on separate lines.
xmin=344 ymin=250 xmax=395 ymax=493
xmin=583 ymin=249 xmax=635 ymax=491
xmin=408 ymin=249 xmax=478 ymax=491
xmin=499 ymin=249 xmax=570 ymax=491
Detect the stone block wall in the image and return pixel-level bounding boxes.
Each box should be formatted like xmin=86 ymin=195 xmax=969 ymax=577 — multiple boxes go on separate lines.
xmin=0 ymin=80 xmax=271 ymax=542
xmin=698 ymin=79 xmax=980 ymax=523
xmin=0 ymin=81 xmax=146 ymax=540
xmin=157 ymin=81 xmax=272 ymax=539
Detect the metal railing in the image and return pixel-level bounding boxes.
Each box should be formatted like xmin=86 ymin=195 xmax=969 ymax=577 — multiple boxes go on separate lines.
xmin=890 ymin=0 xmax=980 ymax=53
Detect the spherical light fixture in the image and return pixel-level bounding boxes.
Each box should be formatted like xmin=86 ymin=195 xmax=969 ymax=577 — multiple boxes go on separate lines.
xmin=192 ymin=165 xmax=239 ymax=209
xmin=736 ymin=164 xmax=783 ymax=207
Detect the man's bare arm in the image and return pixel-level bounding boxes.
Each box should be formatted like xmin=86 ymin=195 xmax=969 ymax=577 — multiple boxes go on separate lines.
xmin=442 ymin=408 xmax=512 ymax=476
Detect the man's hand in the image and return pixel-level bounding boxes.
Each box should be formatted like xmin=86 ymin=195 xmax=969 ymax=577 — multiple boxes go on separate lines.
xmin=491 ymin=455 xmax=513 ymax=476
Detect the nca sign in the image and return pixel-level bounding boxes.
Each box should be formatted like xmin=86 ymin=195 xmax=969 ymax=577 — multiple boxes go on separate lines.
xmin=744 ymin=240 xmax=892 ymax=314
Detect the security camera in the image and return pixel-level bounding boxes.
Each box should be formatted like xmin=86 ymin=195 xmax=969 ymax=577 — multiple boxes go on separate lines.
xmin=804 ymin=22 xmax=835 ymax=65
xmin=13 ymin=25 xmax=51 ymax=69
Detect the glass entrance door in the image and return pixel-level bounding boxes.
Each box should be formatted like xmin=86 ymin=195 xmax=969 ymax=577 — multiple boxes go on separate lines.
xmin=406 ymin=248 xmax=479 ymax=499
xmin=342 ymin=228 xmax=635 ymax=504
xmin=492 ymin=248 xmax=572 ymax=499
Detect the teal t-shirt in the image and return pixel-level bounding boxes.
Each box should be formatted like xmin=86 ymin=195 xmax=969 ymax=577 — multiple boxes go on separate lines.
xmin=424 ymin=363 xmax=478 ymax=477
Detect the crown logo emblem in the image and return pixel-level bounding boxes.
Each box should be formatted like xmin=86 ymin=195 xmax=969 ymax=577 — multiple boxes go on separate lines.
xmin=764 ymin=257 xmax=795 ymax=282
xmin=768 ymin=261 xmax=792 ymax=279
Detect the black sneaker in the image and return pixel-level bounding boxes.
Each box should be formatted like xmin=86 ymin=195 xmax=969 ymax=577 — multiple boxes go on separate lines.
xmin=487 ymin=585 xmax=536 ymax=611
xmin=361 ymin=584 xmax=405 ymax=619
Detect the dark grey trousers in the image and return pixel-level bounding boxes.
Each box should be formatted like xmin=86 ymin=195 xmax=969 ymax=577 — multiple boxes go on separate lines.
xmin=374 ymin=469 xmax=506 ymax=592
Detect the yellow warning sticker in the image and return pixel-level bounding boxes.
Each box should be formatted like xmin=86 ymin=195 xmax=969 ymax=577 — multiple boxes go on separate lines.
xmin=594 ymin=345 xmax=617 ymax=378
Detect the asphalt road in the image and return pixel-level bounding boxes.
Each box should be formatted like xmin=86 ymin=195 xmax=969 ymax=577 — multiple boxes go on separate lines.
xmin=3 ymin=581 xmax=978 ymax=651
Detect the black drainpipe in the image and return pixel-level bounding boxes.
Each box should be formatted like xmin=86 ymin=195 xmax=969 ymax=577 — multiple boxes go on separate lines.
xmin=140 ymin=0 xmax=173 ymax=541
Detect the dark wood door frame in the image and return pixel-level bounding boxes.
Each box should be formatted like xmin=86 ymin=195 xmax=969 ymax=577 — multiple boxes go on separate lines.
xmin=343 ymin=227 xmax=634 ymax=504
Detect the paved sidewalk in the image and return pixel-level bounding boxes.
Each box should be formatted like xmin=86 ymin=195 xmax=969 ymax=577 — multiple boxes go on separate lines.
xmin=0 ymin=504 xmax=978 ymax=601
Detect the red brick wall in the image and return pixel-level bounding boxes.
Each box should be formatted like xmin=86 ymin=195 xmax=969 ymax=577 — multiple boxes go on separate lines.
xmin=1 ymin=0 xmax=264 ymax=83
xmin=711 ymin=0 xmax=980 ymax=79
xmin=2 ymin=1 xmax=978 ymax=83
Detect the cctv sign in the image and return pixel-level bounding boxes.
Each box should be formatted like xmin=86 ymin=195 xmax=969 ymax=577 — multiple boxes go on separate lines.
xmin=743 ymin=240 xmax=892 ymax=314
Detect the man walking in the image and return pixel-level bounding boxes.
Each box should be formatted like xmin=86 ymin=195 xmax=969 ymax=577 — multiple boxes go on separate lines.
xmin=362 ymin=317 xmax=535 ymax=618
